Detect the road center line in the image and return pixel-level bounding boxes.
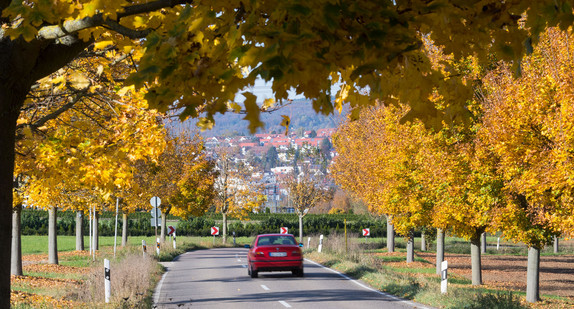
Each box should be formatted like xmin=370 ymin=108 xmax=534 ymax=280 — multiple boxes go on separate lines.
xmin=260 ymin=285 xmax=270 ymax=291
xmin=278 ymin=300 xmax=291 ymax=308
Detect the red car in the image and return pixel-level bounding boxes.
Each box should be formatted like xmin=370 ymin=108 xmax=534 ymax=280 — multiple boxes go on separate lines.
xmin=246 ymin=234 xmax=304 ymax=278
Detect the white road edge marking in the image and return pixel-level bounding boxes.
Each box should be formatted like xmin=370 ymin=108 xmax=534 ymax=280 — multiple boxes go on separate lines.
xmin=279 ymin=300 xmax=292 ymax=308
xmin=305 ymin=258 xmax=435 ymax=309
xmin=153 ymin=270 xmax=168 ymax=306
xmin=260 ymin=285 xmax=270 ymax=291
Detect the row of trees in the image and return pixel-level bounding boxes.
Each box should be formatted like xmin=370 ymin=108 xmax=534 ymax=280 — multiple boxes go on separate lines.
xmin=2 ymin=0 xmax=572 ymax=306
xmin=332 ymin=28 xmax=574 ymax=303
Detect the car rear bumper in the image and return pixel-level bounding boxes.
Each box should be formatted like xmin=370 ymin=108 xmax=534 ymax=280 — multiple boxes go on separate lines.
xmin=251 ymin=259 xmax=303 ymax=272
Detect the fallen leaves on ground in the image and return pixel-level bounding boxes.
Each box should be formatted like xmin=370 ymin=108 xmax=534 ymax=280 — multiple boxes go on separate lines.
xmin=23 ymin=263 xmax=90 ymax=275
xmin=11 ymin=290 xmax=77 ymax=308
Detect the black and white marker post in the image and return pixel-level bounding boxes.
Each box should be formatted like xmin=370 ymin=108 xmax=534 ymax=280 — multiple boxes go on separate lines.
xmin=441 ymin=260 xmax=448 ymax=294
xmin=318 ymin=234 xmax=324 ymax=253
xmin=156 ymin=237 xmax=160 ymax=256
xmin=172 ymin=231 xmax=176 ymax=249
xmin=142 ymin=240 xmax=147 ymax=258
xmin=104 ymin=259 xmax=111 ymax=303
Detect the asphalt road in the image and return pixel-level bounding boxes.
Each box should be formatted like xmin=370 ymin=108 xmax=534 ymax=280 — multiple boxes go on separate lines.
xmin=153 ymin=247 xmax=435 ymax=309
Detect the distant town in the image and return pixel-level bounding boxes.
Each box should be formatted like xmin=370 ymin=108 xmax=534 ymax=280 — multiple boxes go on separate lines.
xmin=204 ymin=128 xmax=338 ymax=213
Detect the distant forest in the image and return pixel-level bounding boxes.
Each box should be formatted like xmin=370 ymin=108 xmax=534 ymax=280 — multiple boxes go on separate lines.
xmin=176 ymin=99 xmax=349 ymax=137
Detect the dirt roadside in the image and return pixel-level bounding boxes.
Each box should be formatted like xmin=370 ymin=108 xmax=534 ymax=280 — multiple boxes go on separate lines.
xmin=417 ymin=251 xmax=574 ymax=300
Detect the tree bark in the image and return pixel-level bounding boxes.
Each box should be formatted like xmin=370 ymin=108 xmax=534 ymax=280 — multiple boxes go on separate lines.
xmin=436 ymin=229 xmax=445 ymax=275
xmin=421 ymin=231 xmax=426 ymax=251
xmin=406 ymin=230 xmax=414 ymax=263
xmin=481 ymin=232 xmax=487 ymax=254
xmin=94 ymin=211 xmax=99 ymax=250
xmin=526 ymin=246 xmax=540 ymax=303
xmin=122 ymin=213 xmax=128 ymax=247
xmin=222 ymin=213 xmax=227 ymax=244
xmin=0 ymin=48 xmax=32 ymax=306
xmin=75 ymin=211 xmax=84 ymax=251
xmin=470 ymin=234 xmax=482 ymax=285
xmin=161 ymin=210 xmax=167 ymax=243
xmin=0 ymin=32 xmax=90 ymax=308
xmin=386 ymin=216 xmax=395 ymax=253
xmin=11 ymin=204 xmax=22 ymax=276
xmin=48 ymin=206 xmax=58 ymax=265
xmin=299 ymin=214 xmax=304 ymax=243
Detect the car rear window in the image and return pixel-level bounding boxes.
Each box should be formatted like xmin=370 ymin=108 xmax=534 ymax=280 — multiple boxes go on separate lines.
xmin=257 ymin=236 xmax=296 ymax=246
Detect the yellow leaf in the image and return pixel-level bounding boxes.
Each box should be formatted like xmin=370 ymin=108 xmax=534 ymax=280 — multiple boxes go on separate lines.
xmin=67 ymin=73 xmax=91 ymax=91
xmin=94 ymin=40 xmax=113 ymax=50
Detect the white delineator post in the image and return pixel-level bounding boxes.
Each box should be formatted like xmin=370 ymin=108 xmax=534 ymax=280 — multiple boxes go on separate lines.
xmin=142 ymin=240 xmax=147 ymax=258
xmin=89 ymin=208 xmax=92 ymax=255
xmin=497 ymin=237 xmax=500 ymax=251
xmin=441 ymin=260 xmax=448 ymax=294
xmin=156 ymin=237 xmax=160 ymax=256
xmin=173 ymin=231 xmax=177 ymax=249
xmin=307 ymin=237 xmax=311 ymax=249
xmin=318 ymin=234 xmax=324 ymax=253
xmin=104 ymin=259 xmax=111 ymax=303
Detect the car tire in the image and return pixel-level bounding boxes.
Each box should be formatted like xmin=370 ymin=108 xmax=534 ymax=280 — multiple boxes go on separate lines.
xmin=249 ymin=263 xmax=258 ymax=278
xmin=297 ymin=268 xmax=304 ymax=277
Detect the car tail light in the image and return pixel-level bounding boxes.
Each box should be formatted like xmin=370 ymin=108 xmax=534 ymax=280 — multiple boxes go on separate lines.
xmin=254 ymin=251 xmax=265 ymax=256
xmin=291 ymin=250 xmax=301 ymax=256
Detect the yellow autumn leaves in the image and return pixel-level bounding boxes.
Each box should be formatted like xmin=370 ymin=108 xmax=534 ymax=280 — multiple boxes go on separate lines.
xmin=333 ymin=27 xmax=574 ymax=248
xmin=14 ymin=51 xmax=168 ymax=215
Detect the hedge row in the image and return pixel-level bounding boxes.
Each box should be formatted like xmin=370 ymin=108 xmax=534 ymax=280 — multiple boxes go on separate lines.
xmin=19 ymin=209 xmax=387 ymax=237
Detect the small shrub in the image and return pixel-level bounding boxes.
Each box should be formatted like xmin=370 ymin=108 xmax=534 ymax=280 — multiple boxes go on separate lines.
xmin=463 ymin=291 xmax=527 ymax=309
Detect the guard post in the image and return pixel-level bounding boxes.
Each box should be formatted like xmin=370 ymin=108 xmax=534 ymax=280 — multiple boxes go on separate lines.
xmin=104 ymin=259 xmax=111 ymax=303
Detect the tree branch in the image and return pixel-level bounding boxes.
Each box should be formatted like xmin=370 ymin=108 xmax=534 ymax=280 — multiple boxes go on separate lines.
xmin=17 ymin=90 xmax=86 ymax=132
xmin=37 ymin=0 xmax=193 ymax=40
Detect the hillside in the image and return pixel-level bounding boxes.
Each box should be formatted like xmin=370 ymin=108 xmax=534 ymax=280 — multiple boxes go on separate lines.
xmin=178 ymin=99 xmax=349 ymax=137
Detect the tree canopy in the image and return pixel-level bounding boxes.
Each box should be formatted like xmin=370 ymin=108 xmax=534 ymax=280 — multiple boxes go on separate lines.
xmin=3 ymin=0 xmax=574 ymax=306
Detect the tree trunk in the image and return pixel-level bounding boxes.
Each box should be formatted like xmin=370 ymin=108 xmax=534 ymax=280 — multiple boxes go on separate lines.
xmin=421 ymin=231 xmax=426 ymax=251
xmin=481 ymin=232 xmax=487 ymax=254
xmin=75 ymin=211 xmax=84 ymax=251
xmin=436 ymin=229 xmax=445 ymax=275
xmin=553 ymin=236 xmax=559 ymax=254
xmin=122 ymin=213 xmax=128 ymax=247
xmin=299 ymin=214 xmax=304 ymax=243
xmin=222 ymin=213 xmax=227 ymax=244
xmin=94 ymin=211 xmax=99 ymax=250
xmin=406 ymin=230 xmax=414 ymax=263
xmin=11 ymin=204 xmax=22 ymax=276
xmin=0 ymin=73 xmax=29 ymax=308
xmin=470 ymin=234 xmax=482 ymax=285
xmin=526 ymin=246 xmax=540 ymax=303
xmin=161 ymin=210 xmax=167 ymax=243
xmin=0 ymin=35 xmax=90 ymax=308
xmin=386 ymin=216 xmax=395 ymax=253
xmin=48 ymin=206 xmax=58 ymax=265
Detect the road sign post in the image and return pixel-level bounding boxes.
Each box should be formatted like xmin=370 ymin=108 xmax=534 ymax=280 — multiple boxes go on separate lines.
xmin=211 ymin=226 xmax=219 ymax=245
xmin=150 ymin=196 xmax=161 ymax=237
xmin=362 ymin=228 xmax=370 ymax=243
